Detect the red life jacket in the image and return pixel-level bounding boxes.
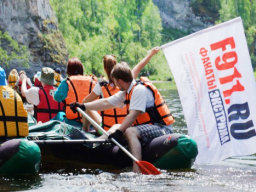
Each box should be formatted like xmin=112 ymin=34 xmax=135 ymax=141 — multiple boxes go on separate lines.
xmin=34 ymin=85 xmax=64 ymax=123
xmin=65 ymin=75 xmax=97 ymax=122
xmin=34 ymin=78 xmax=42 ymax=87
xmin=125 ymin=77 xmax=175 ymax=126
xmin=100 ymin=81 xmax=127 ymax=130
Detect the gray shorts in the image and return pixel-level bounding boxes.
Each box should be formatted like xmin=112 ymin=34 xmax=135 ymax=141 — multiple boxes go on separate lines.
xmin=135 ymin=124 xmax=173 ymax=145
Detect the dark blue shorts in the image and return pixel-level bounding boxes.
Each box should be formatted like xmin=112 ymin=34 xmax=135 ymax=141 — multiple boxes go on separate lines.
xmin=135 ymin=124 xmax=173 ymax=145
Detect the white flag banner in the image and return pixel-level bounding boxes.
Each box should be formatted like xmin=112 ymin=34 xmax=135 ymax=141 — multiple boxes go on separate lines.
xmin=162 ymin=17 xmax=256 ymax=164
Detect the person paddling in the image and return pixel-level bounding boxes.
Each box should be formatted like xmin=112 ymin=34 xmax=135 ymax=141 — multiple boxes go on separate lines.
xmin=82 ymin=47 xmax=161 ymax=133
xmin=70 ymin=61 xmax=175 ymax=173
xmin=21 ymin=67 xmax=64 ymax=123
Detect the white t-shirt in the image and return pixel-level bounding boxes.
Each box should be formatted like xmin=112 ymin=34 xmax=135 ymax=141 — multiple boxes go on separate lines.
xmin=108 ymin=80 xmax=154 ymax=113
xmin=93 ymin=83 xmax=103 ymax=97
xmin=93 ymin=82 xmax=115 ymax=98
xmin=24 ymin=87 xmax=40 ymax=106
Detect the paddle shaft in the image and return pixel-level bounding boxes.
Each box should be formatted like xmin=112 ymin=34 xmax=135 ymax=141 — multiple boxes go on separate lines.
xmin=77 ymin=107 xmax=139 ymax=162
xmin=32 ymin=139 xmax=107 ymax=145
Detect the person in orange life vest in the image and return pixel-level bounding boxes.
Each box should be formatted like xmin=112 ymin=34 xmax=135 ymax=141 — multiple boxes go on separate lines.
xmin=54 ymin=67 xmax=63 ymax=87
xmin=82 ymin=47 xmax=161 ymax=132
xmin=0 ymin=67 xmax=28 ymax=138
xmin=33 ymin=71 xmax=42 ymax=87
xmin=70 ymin=61 xmax=175 ymax=173
xmin=16 ymin=70 xmax=32 ymax=98
xmin=53 ymin=57 xmax=100 ymax=127
xmin=20 ymin=67 xmax=64 ymax=123
xmin=8 ymin=68 xmax=19 ymax=90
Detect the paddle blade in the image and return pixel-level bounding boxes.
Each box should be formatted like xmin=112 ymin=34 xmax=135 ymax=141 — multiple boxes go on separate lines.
xmin=136 ymin=161 xmax=161 ymax=175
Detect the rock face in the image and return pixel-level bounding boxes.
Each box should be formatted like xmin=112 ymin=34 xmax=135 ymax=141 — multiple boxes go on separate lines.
xmin=153 ymin=0 xmax=211 ymax=32
xmin=0 ymin=0 xmax=68 ymax=78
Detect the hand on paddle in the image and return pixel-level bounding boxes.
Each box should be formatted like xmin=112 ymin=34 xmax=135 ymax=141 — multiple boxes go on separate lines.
xmin=108 ymin=130 xmax=124 ymax=144
xmin=70 ymin=102 xmax=86 ymax=113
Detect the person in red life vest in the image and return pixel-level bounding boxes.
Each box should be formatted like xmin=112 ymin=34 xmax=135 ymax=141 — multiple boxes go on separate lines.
xmin=33 ymin=71 xmax=42 ymax=87
xmin=53 ymin=57 xmax=100 ymax=128
xmin=70 ymin=56 xmax=175 ymax=173
xmin=16 ymin=70 xmax=32 ymax=99
xmin=20 ymin=67 xmax=64 ymax=123
xmin=82 ymin=47 xmax=161 ymax=133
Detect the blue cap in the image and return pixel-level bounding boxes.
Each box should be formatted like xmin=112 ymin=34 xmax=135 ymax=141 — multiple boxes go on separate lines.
xmin=0 ymin=67 xmax=6 ymax=86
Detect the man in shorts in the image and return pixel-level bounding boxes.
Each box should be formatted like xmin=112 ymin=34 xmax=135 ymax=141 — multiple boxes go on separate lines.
xmin=70 ymin=62 xmax=175 ymax=172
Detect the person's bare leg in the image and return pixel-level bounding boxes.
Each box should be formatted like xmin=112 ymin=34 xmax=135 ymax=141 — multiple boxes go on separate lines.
xmin=123 ymin=127 xmax=141 ymax=173
xmin=82 ymin=110 xmax=102 ymax=133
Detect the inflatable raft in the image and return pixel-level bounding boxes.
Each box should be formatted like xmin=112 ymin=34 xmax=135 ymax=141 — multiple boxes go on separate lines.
xmin=28 ymin=120 xmax=198 ymax=171
xmin=0 ymin=139 xmax=41 ymax=175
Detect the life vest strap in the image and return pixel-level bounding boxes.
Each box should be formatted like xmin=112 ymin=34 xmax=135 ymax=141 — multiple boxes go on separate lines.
xmin=0 ymin=100 xmax=7 ymax=136
xmin=102 ymin=114 xmax=127 ymax=118
xmin=14 ymin=91 xmax=20 ymax=137
xmin=33 ymin=108 xmax=62 ymax=114
xmin=0 ymin=116 xmax=27 ymax=122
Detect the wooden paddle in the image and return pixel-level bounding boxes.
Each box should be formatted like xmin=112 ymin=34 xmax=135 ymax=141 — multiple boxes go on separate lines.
xmin=76 ymin=107 xmax=161 ymax=175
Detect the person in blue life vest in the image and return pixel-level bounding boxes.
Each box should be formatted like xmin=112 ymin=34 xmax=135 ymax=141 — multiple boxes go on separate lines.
xmin=0 ymin=67 xmax=28 ymax=138
xmin=20 ymin=67 xmax=64 ymax=123
xmin=70 ymin=61 xmax=175 ymax=173
xmin=82 ymin=47 xmax=162 ymax=133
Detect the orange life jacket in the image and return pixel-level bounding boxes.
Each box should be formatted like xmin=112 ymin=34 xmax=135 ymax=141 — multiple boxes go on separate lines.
xmin=34 ymin=85 xmax=64 ymax=123
xmin=65 ymin=75 xmax=97 ymax=122
xmin=125 ymin=77 xmax=175 ymax=126
xmin=0 ymin=86 xmax=28 ymax=138
xmin=100 ymin=81 xmax=127 ymax=130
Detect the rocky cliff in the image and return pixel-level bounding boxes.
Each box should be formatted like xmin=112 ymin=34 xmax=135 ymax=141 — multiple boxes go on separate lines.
xmin=0 ymin=0 xmax=213 ymax=79
xmin=153 ymin=0 xmax=211 ymax=32
xmin=0 ymin=0 xmax=68 ymax=78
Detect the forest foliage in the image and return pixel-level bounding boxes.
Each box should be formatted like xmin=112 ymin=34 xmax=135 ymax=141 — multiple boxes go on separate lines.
xmin=49 ymin=0 xmax=171 ymax=80
xmin=49 ymin=0 xmax=256 ymax=79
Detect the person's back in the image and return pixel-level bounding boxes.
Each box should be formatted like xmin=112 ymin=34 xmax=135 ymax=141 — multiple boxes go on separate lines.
xmin=0 ymin=67 xmax=28 ymax=138
xmin=65 ymin=75 xmax=96 ymax=122
xmin=35 ymin=84 xmax=64 ymax=123
xmin=99 ymin=81 xmax=127 ymax=130
xmin=21 ymin=67 xmax=64 ymax=123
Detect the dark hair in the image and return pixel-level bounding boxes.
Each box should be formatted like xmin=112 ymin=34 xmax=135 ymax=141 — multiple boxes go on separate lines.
xmin=103 ymin=55 xmax=117 ymax=85
xmin=111 ymin=62 xmax=133 ymax=83
xmin=67 ymin=57 xmax=84 ymax=76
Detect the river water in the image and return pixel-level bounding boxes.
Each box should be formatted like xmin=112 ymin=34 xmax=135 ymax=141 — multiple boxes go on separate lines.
xmin=1 ymin=82 xmax=256 ymax=192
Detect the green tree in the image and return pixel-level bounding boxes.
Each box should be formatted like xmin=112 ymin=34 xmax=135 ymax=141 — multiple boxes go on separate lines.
xmin=49 ymin=0 xmax=171 ymax=79
xmin=218 ymin=0 xmax=256 ymax=69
